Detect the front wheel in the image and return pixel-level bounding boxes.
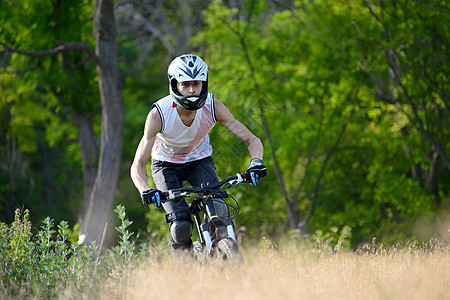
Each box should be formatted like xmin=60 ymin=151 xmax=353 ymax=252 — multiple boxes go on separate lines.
xmin=192 ymin=241 xmax=205 ymax=262
xmin=216 ymin=238 xmax=244 ymax=268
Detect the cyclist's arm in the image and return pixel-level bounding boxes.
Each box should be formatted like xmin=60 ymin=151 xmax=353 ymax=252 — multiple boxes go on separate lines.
xmin=214 ymin=99 xmax=264 ymax=161
xmin=130 ymin=107 xmax=162 ymax=193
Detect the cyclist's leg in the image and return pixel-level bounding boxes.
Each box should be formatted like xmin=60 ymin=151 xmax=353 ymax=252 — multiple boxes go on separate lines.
xmin=151 ymin=159 xmax=193 ymax=253
xmin=186 ymin=156 xmax=220 ymax=187
xmin=187 ymin=156 xmax=230 ymax=218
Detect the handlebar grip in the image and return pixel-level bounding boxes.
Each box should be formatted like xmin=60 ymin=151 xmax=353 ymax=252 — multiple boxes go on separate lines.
xmin=160 ymin=192 xmax=169 ymax=200
xmin=242 ymin=172 xmax=251 ymax=181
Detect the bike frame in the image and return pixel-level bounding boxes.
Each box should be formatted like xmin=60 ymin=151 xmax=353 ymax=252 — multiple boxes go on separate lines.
xmin=161 ymin=172 xmax=250 ymax=255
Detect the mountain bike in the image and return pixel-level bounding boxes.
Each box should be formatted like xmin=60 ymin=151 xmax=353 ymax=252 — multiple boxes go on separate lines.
xmin=160 ymin=171 xmax=256 ymax=267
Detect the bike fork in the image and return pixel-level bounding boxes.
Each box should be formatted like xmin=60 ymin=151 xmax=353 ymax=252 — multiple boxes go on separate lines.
xmin=227 ymin=225 xmax=237 ymax=242
xmin=200 ymin=221 xmax=237 ymax=255
xmin=203 ymin=231 xmax=213 ymax=254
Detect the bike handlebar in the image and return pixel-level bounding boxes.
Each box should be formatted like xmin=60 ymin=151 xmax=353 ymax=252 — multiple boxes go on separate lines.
xmin=160 ymin=171 xmax=252 ymax=201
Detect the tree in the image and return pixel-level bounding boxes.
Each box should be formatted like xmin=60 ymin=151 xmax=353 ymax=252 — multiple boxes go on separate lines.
xmin=0 ymin=0 xmax=124 ymax=247
xmin=196 ymin=0 xmax=448 ymax=242
xmin=1 ymin=0 xmax=100 ymax=225
xmin=361 ymin=0 xmax=449 ymax=204
xmin=78 ymin=0 xmax=124 ymax=246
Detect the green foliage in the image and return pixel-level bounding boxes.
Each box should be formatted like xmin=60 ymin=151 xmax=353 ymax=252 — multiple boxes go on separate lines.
xmin=1 ymin=0 xmax=448 ymax=251
xmin=111 ymin=205 xmax=135 ymax=265
xmin=0 ymin=208 xmax=104 ymax=298
xmin=313 ymin=225 xmax=353 ymax=254
xmin=0 ymin=0 xmax=98 ymax=224
xmin=274 ymin=225 xmax=353 ymax=258
xmin=0 ymin=205 xmax=154 ymax=299
xmin=107 ymin=204 xmax=156 ymax=290
xmin=195 ymin=0 xmax=449 ymax=245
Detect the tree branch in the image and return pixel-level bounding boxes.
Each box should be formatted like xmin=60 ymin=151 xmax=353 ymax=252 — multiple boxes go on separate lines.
xmin=365 ymin=1 xmax=450 ymax=171
xmin=292 ymin=101 xmax=324 ymax=201
xmin=413 ymin=0 xmax=450 ymax=13
xmin=302 ymin=117 xmax=348 ymax=226
xmin=0 ymin=41 xmax=104 ymax=69
xmin=116 ymin=4 xmax=176 ymax=56
xmin=236 ymin=27 xmax=299 ymax=230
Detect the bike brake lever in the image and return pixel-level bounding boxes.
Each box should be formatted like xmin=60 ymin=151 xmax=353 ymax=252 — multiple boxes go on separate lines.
xmin=167 ymin=190 xmax=187 ymax=200
xmin=229 ymin=173 xmax=245 ymax=186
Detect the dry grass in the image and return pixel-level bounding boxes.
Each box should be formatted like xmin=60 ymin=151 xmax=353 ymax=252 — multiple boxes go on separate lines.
xmin=94 ymin=241 xmax=449 ymax=300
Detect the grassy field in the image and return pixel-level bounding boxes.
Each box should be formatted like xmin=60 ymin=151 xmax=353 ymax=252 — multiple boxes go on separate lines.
xmin=60 ymin=241 xmax=449 ymax=300
xmin=2 ymin=208 xmax=448 ymax=299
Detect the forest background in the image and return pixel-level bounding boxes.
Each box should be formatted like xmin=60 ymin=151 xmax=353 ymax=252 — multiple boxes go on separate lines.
xmin=0 ymin=0 xmax=449 ymax=250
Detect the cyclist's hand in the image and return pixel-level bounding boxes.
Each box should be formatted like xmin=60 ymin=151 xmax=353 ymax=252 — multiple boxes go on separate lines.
xmin=141 ymin=188 xmax=162 ymax=207
xmin=246 ymin=159 xmax=267 ymax=187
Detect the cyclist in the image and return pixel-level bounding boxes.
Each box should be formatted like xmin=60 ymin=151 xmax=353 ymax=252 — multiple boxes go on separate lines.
xmin=130 ymin=54 xmax=267 ymax=255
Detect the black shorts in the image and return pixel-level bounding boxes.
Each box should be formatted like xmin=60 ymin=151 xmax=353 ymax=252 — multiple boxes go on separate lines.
xmin=151 ymin=156 xmax=220 ymax=214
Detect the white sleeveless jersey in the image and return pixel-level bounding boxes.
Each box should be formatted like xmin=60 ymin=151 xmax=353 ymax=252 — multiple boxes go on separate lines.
xmin=151 ymin=93 xmax=217 ymax=163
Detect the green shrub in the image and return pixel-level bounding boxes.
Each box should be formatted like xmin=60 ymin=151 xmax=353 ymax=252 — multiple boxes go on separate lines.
xmin=0 ymin=205 xmax=146 ymax=299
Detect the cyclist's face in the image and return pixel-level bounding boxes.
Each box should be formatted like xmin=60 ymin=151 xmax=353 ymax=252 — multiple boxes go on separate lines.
xmin=177 ymin=81 xmax=203 ymax=96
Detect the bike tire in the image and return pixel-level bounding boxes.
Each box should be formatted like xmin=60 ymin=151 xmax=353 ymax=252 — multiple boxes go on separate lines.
xmin=192 ymin=241 xmax=205 ymax=262
xmin=216 ymin=237 xmax=244 ymax=268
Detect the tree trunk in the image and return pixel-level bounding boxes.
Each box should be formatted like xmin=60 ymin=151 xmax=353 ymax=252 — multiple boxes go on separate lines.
xmin=73 ymin=113 xmax=99 ymax=226
xmin=79 ymin=0 xmax=124 ymax=247
xmin=426 ymin=150 xmax=441 ymax=207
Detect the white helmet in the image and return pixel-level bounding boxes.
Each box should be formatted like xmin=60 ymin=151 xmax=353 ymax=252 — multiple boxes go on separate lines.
xmin=168 ymin=54 xmax=208 ymax=110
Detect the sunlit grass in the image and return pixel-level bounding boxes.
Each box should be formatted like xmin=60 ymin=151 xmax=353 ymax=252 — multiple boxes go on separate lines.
xmin=2 ymin=207 xmax=448 ymax=300
xmin=75 ymin=239 xmax=449 ymax=300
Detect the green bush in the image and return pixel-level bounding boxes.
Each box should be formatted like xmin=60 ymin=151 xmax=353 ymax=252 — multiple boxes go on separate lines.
xmin=0 ymin=205 xmax=149 ymax=299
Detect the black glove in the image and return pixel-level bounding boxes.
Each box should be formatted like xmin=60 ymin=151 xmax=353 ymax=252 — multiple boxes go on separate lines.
xmin=141 ymin=188 xmax=162 ymax=207
xmin=246 ymin=159 xmax=267 ymax=187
